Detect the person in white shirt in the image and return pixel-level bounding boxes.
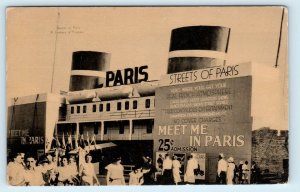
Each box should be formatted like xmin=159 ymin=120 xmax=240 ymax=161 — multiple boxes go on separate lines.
xmin=7 ymin=153 xmax=26 ymax=186
xmin=129 ymin=166 xmax=144 ymax=185
xmin=105 ymin=157 xmax=125 ymax=185
xmin=57 ymin=156 xmax=75 ymax=185
xmin=226 ymin=157 xmax=235 ymax=184
xmin=68 ymin=156 xmax=78 ymax=178
xmin=79 ymin=154 xmax=100 ymax=185
xmin=217 ymin=153 xmax=228 ymax=184
xmin=172 ymin=155 xmax=182 ymax=185
xmin=24 ymin=156 xmax=45 ymax=186
xmin=162 ymin=154 xmax=173 ymax=184
xmin=242 ymin=161 xmax=250 ymax=184
xmin=184 ymin=155 xmax=198 ymax=184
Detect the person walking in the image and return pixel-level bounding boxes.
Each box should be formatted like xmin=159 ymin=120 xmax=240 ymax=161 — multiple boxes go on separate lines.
xmin=79 ymin=154 xmax=99 ymax=185
xmin=172 ymin=155 xmax=182 ymax=185
xmin=238 ymin=161 xmax=244 ymax=184
xmin=141 ymin=156 xmax=155 ymax=185
xmin=57 ymin=156 xmax=72 ymax=185
xmin=24 ymin=156 xmax=45 ymax=186
xmin=251 ymin=161 xmax=259 ymax=184
xmin=68 ymin=156 xmax=80 ymax=185
xmin=242 ymin=161 xmax=250 ymax=184
xmin=105 ymin=157 xmax=125 ymax=185
xmin=7 ymin=153 xmax=26 ymax=186
xmin=226 ymin=157 xmax=235 ymax=185
xmin=217 ymin=153 xmax=227 ymax=184
xmin=162 ymin=154 xmax=173 ymax=185
xmin=129 ymin=166 xmax=144 ymax=185
xmin=184 ymin=155 xmax=198 ymax=184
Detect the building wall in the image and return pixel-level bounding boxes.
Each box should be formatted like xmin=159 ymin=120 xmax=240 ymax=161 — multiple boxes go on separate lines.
xmin=252 ymin=127 xmax=288 ymax=173
xmin=154 ymin=76 xmax=252 ymax=183
xmin=7 ymin=93 xmax=65 ymax=157
xmin=7 ymin=102 xmax=46 ymax=157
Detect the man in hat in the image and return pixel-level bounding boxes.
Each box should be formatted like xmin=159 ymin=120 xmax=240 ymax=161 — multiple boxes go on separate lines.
xmin=217 ymin=153 xmax=227 ymax=184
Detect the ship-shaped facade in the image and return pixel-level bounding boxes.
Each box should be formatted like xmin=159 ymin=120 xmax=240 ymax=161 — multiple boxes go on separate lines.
xmin=7 ymin=25 xmax=253 ymax=183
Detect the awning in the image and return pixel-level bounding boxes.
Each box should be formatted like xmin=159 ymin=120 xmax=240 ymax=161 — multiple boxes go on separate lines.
xmin=85 ymin=142 xmax=117 ymax=151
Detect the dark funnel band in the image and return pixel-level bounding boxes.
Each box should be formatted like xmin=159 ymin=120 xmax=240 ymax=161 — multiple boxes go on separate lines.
xmin=71 ymin=51 xmax=110 ymax=71
xmin=69 ymin=51 xmax=110 ymax=91
xmin=169 ymin=26 xmax=230 ymax=52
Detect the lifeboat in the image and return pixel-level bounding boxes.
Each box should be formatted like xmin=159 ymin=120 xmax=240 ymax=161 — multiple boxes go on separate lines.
xmin=132 ymin=81 xmax=158 ymax=96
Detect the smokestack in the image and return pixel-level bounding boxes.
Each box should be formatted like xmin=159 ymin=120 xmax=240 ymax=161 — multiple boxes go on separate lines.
xmin=167 ymin=26 xmax=230 ymax=74
xmin=69 ymin=51 xmax=110 ymax=91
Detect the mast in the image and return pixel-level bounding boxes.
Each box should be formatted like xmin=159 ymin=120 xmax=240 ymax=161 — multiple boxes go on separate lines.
xmin=275 ymin=8 xmax=285 ymax=68
xmin=50 ymin=8 xmax=60 ymax=93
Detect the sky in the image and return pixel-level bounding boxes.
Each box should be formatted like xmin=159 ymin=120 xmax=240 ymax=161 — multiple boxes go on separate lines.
xmin=6 ymin=7 xmax=288 ymax=131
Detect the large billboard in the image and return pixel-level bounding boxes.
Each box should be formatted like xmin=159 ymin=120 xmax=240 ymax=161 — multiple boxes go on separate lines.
xmin=154 ymin=64 xmax=252 ymax=182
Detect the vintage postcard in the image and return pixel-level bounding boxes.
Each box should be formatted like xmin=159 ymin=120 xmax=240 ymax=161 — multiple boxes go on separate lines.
xmin=6 ymin=6 xmax=288 ymax=186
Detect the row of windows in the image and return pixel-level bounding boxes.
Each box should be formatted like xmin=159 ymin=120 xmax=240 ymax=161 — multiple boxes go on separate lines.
xmin=70 ymin=99 xmax=152 ymax=114
xmin=103 ymin=125 xmax=152 ymax=134
xmin=74 ymin=126 xmax=153 ymax=135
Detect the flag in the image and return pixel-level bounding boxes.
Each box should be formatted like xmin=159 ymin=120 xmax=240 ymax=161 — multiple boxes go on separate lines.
xmin=55 ymin=149 xmax=59 ymax=166
xmin=79 ymin=134 xmax=85 ymax=148
xmin=56 ymin=135 xmax=61 ymax=148
xmin=91 ymin=134 xmax=96 ymax=149
xmin=62 ymin=132 xmax=66 ymax=149
xmin=67 ymin=133 xmax=73 ymax=149
xmin=75 ymin=133 xmax=78 ymax=149
xmin=86 ymin=132 xmax=90 ymax=146
xmin=86 ymin=132 xmax=90 ymax=150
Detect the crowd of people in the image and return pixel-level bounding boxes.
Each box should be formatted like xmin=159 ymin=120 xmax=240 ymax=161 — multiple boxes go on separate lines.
xmin=7 ymin=151 xmax=100 ymax=186
xmin=216 ymin=153 xmax=260 ymax=184
xmin=156 ymin=153 xmax=204 ymax=185
xmin=7 ymin=150 xmax=157 ymax=186
xmin=7 ymin=150 xmax=262 ymax=186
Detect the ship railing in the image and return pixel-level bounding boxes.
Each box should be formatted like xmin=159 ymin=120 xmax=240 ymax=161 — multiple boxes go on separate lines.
xmin=123 ymin=164 xmax=135 ymax=176
xmin=109 ymin=109 xmax=155 ymax=119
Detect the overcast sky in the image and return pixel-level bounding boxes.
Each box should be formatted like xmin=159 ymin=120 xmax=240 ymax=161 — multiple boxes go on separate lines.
xmin=6 ymin=7 xmax=288 ymax=130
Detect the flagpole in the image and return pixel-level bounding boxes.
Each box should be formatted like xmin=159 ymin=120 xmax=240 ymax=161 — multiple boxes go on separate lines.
xmin=275 ymin=8 xmax=285 ymax=68
xmin=50 ymin=8 xmax=60 ymax=93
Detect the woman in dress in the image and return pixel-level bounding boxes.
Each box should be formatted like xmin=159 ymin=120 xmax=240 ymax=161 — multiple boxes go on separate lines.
xmin=79 ymin=154 xmax=100 ymax=185
xmin=227 ymin=157 xmax=235 ymax=184
xmin=129 ymin=166 xmax=144 ymax=185
xmin=172 ymin=155 xmax=182 ymax=185
xmin=184 ymin=155 xmax=198 ymax=184
xmin=57 ymin=156 xmax=72 ymax=185
xmin=105 ymin=157 xmax=125 ymax=185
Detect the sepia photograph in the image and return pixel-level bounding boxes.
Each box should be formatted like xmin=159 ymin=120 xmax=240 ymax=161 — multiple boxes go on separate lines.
xmin=6 ymin=6 xmax=288 ymax=186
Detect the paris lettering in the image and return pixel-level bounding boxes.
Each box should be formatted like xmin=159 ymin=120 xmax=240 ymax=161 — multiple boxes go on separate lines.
xmin=105 ymin=65 xmax=148 ymax=87
xmin=157 ymin=124 xmax=245 ymax=149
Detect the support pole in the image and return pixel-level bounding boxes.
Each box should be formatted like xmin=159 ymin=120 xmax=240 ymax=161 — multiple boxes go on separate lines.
xmin=129 ymin=120 xmax=133 ymax=140
xmin=100 ymin=121 xmax=104 ymax=141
